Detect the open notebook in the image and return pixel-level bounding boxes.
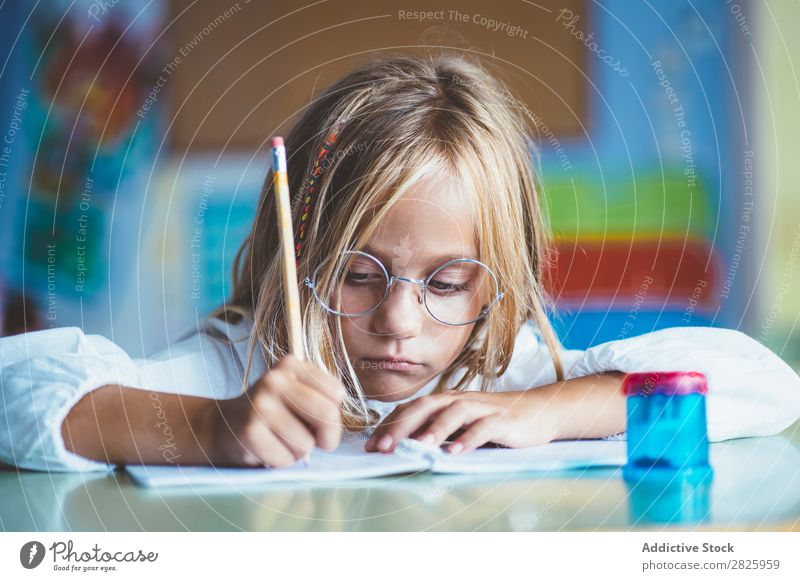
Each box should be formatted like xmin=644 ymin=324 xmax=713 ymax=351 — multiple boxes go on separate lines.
xmin=126 ymin=433 xmax=626 ymax=488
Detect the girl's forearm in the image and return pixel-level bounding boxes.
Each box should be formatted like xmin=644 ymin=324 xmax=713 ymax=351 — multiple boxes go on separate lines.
xmin=61 ymin=385 xmax=218 ymax=466
xmin=531 ymin=372 xmax=627 ymax=440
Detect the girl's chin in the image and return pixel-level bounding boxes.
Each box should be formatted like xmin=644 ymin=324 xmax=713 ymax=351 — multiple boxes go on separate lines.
xmin=359 ymin=376 xmax=432 ymax=403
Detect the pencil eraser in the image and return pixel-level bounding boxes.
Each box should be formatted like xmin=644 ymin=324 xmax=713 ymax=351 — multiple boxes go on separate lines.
xmin=270 ymin=136 xmax=284 ymax=148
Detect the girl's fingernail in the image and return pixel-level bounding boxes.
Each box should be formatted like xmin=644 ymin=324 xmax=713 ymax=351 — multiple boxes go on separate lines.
xmin=449 ymin=442 xmax=464 ymax=454
xmin=418 ymin=433 xmax=434 ymax=445
xmin=377 ymin=434 xmax=393 ymax=451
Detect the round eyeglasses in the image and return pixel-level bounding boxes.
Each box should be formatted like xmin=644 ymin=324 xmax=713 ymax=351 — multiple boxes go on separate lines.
xmin=303 ymin=250 xmax=504 ymax=326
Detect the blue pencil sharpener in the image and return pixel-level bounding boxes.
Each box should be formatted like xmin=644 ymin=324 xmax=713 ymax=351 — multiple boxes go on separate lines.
xmin=622 ymin=371 xmax=714 ymax=524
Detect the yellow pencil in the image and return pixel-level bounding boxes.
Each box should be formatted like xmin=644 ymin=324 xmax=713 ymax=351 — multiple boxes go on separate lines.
xmin=270 ymin=136 xmax=305 ymax=361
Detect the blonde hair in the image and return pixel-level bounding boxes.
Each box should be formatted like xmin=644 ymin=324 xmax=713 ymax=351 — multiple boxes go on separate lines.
xmin=213 ymin=53 xmax=564 ymax=429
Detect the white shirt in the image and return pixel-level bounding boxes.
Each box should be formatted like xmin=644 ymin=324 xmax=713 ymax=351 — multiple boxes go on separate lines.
xmin=1 ymin=319 xmax=799 ymax=472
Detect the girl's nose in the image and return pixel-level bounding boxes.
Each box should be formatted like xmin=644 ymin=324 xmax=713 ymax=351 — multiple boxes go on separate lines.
xmin=371 ymin=280 xmax=424 ymax=338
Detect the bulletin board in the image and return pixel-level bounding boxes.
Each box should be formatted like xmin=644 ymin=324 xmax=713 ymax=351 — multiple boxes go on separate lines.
xmin=166 ymin=0 xmax=588 ymax=151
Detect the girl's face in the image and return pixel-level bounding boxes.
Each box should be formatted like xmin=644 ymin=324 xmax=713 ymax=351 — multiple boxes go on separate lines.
xmin=340 ymin=178 xmax=479 ymax=402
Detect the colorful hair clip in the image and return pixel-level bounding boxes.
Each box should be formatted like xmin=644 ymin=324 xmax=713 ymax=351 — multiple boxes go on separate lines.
xmin=294 ymin=128 xmax=339 ymax=259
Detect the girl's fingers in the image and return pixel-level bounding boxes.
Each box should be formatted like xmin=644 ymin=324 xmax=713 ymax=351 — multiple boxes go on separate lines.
xmin=271 ymin=356 xmax=346 ymax=404
xmin=448 ymin=413 xmax=502 ymax=454
xmin=417 ymin=400 xmax=489 ymax=447
xmin=240 ymin=421 xmax=297 ymax=468
xmin=366 ymin=398 xmax=448 ymax=452
xmin=278 ymin=381 xmax=342 ymax=450
xmin=294 ymin=361 xmax=347 ymax=404
xmin=259 ymin=397 xmax=317 ymax=460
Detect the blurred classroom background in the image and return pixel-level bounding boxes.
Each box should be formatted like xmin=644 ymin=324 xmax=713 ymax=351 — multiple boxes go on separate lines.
xmin=0 ymin=0 xmax=797 ymax=366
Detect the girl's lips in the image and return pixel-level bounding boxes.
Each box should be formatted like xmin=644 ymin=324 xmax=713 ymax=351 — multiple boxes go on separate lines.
xmin=362 ymin=358 xmax=421 ymax=371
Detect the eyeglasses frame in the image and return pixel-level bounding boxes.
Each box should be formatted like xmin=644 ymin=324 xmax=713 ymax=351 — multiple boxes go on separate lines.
xmin=302 ymin=250 xmax=505 ymax=327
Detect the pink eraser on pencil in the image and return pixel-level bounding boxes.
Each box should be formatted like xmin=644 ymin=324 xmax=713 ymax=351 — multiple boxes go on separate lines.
xmin=270 ymin=136 xmax=284 ymax=148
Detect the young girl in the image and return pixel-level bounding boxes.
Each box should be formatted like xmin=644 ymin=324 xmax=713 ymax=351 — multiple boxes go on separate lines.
xmin=2 ymin=54 xmax=799 ymax=472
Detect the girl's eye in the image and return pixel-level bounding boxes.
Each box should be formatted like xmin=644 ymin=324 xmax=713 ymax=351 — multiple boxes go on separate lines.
xmin=344 ymin=269 xmax=383 ymax=285
xmin=428 ymin=278 xmax=471 ymax=294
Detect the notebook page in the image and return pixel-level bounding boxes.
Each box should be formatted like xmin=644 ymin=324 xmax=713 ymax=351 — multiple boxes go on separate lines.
xmin=126 ymin=434 xmax=430 ymax=488
xmin=430 ymin=440 xmax=627 ymax=474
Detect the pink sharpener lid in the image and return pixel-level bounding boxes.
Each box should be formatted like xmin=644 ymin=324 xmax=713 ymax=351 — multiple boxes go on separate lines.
xmin=622 ymin=371 xmax=708 ymax=396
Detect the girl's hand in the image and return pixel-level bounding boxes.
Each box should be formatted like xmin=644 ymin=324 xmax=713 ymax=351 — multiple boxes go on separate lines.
xmin=364 ymin=390 xmax=562 ymax=455
xmin=205 ymin=355 xmax=346 ymax=467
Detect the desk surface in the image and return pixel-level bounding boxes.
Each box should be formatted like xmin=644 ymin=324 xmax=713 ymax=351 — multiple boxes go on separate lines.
xmin=2 ymin=423 xmax=799 ymax=532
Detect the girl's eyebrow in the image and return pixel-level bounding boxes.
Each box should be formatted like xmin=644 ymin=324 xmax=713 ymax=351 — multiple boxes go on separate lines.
xmin=361 ymin=245 xmax=479 ymax=266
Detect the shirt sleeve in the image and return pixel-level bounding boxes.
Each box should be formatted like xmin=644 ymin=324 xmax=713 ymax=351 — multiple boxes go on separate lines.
xmin=0 ymin=318 xmax=256 ymax=473
xmin=562 ymin=327 xmax=800 ymax=442
xmin=0 ymin=327 xmax=143 ymax=472
xmin=135 ymin=318 xmax=253 ymax=399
